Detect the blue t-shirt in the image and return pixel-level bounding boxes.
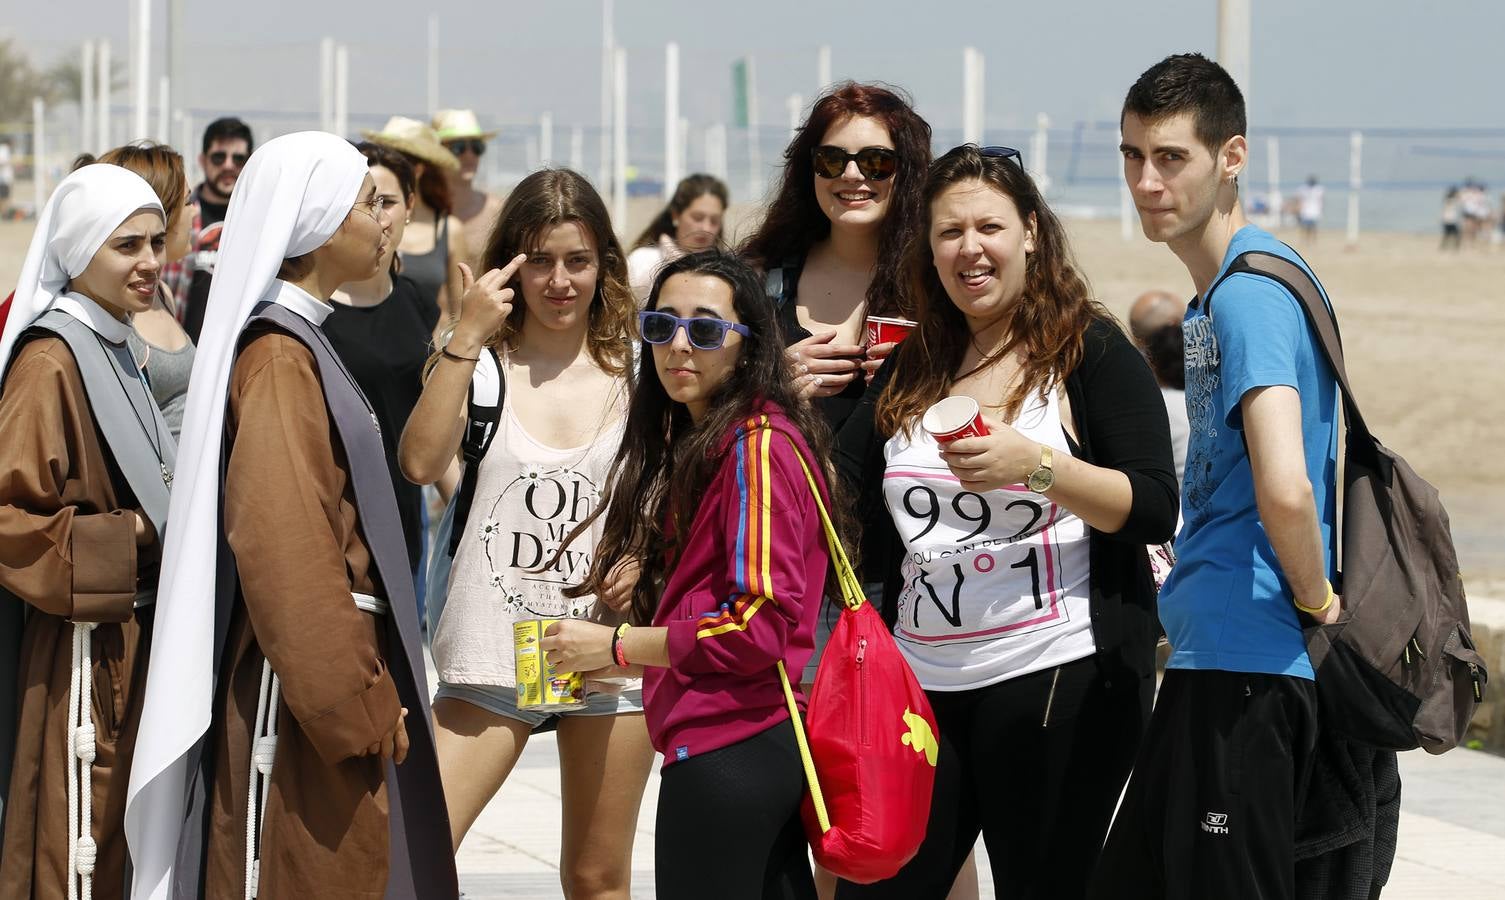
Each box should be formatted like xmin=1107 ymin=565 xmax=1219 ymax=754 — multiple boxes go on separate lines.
xmin=1159 ymin=225 xmax=1339 ymax=679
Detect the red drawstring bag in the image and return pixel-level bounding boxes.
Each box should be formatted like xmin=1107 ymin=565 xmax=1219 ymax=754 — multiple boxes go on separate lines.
xmin=777 ymin=442 xmax=940 ymax=884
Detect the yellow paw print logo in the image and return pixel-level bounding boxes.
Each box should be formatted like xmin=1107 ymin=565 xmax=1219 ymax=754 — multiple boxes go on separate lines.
xmin=901 ymin=708 xmax=939 ymax=767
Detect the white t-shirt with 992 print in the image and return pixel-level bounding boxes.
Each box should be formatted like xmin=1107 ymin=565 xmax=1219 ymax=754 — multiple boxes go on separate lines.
xmin=884 ymin=386 xmax=1095 ymax=691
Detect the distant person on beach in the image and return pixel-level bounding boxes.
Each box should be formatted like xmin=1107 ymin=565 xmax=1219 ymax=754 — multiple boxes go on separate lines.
xmin=1096 ymin=52 xmax=1398 ymax=900
xmin=175 ymin=117 xmax=253 ymax=341
xmin=1441 ymin=187 xmax=1463 ymax=251
xmin=1461 ymin=180 xmax=1491 ymax=247
xmin=433 ymin=108 xmax=504 ymax=269
xmin=1297 ymin=175 xmax=1323 ymax=242
xmin=627 ymin=173 xmax=729 ymax=300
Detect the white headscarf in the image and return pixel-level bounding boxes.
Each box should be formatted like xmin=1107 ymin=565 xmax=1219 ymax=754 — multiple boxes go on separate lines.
xmin=124 ymin=132 xmax=368 ymax=900
xmin=0 ymin=164 xmax=163 ymax=372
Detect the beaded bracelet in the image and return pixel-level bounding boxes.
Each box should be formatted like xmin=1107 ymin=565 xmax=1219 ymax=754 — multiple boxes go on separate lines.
xmin=611 ymin=622 xmax=632 ymax=667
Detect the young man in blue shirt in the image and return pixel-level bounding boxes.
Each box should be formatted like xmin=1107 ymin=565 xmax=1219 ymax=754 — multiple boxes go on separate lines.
xmin=1090 ymin=53 xmax=1344 ymax=899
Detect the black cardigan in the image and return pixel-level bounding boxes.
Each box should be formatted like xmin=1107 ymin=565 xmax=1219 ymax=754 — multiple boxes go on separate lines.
xmin=834 ymin=317 xmax=1179 ymax=678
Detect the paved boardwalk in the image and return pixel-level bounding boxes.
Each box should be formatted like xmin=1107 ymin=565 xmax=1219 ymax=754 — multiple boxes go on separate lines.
xmin=455 ymin=730 xmax=1505 ymax=898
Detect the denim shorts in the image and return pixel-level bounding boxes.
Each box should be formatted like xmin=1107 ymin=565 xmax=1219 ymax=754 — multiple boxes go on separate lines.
xmin=435 ymin=681 xmax=645 ymax=729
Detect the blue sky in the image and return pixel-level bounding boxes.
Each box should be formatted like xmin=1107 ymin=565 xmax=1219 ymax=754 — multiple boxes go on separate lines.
xmin=11 ymin=0 xmax=1502 ymax=133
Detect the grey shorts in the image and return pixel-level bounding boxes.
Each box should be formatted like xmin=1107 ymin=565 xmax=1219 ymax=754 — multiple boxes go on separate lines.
xmin=435 ymin=681 xmax=645 ymax=729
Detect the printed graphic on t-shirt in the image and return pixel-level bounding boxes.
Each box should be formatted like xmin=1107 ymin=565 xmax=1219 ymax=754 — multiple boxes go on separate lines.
xmin=475 ymin=462 xmax=600 ymax=618
xmin=885 ymin=463 xmax=1079 ymax=648
xmin=1182 ymin=312 xmax=1221 ymax=515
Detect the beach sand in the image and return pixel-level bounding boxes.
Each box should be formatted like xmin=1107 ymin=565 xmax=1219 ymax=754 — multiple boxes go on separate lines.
xmin=3 ymin=198 xmax=1498 ymax=586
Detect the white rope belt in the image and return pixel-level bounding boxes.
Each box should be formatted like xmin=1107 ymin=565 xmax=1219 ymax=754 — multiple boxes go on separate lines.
xmin=66 ymin=622 xmax=98 ymax=900
xmin=244 ymin=592 xmax=388 ymax=899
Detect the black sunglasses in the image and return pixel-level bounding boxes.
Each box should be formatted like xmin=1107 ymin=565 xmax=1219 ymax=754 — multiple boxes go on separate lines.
xmin=638 ymin=310 xmax=750 ymax=351
xmin=811 ymin=145 xmax=899 ymax=181
xmin=207 ymin=151 xmax=249 ymax=167
xmin=975 ymin=145 xmax=1023 ymax=166
xmin=445 ymin=139 xmax=487 ymax=157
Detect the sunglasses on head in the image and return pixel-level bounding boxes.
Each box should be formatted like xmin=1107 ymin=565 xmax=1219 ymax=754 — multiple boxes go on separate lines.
xmin=445 ymin=139 xmax=487 ymax=157
xmin=971 ymin=145 xmax=1024 ymax=166
xmin=208 ymin=151 xmax=249 ymax=167
xmin=811 ymin=145 xmax=899 ymax=181
xmin=638 ymin=310 xmax=749 ymax=351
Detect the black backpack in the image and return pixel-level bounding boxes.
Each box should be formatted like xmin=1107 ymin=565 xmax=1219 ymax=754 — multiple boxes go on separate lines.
xmin=1208 ymin=249 xmax=1486 ymax=753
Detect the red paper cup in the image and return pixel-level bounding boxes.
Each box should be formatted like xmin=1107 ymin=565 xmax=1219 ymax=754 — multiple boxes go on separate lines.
xmin=864 ymin=315 xmax=918 ymax=347
xmin=923 ymin=396 xmax=990 ymax=445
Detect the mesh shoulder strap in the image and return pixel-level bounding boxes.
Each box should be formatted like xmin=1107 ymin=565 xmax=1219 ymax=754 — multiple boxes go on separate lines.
xmin=449 ymin=346 xmax=505 ymax=555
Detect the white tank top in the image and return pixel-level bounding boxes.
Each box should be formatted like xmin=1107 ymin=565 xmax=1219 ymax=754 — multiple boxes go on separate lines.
xmin=883 ymin=385 xmax=1094 ymax=691
xmin=433 ymin=361 xmax=628 ymax=687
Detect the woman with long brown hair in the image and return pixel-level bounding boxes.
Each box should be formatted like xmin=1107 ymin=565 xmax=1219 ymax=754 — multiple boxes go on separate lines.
xmin=399 ymin=168 xmax=652 ymax=899
xmin=832 ymin=145 xmax=1177 ymax=899
xmin=627 ymin=173 xmax=729 ymax=299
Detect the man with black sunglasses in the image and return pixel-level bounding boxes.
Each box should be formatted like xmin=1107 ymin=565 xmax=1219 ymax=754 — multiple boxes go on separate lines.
xmin=434 ymin=108 xmax=504 ymax=267
xmin=172 ymin=116 xmax=255 ymax=340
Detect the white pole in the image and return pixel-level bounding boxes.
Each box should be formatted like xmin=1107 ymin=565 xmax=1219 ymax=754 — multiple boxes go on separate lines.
xmin=612 ymin=47 xmax=628 ymax=229
xmin=320 ymin=38 xmax=335 ymax=132
xmin=1030 ymin=112 xmax=1050 ymax=192
xmin=1266 ymin=135 xmax=1282 ymax=227
xmin=664 ymin=42 xmax=681 ymax=200
xmin=1217 ymin=0 xmax=1252 ymax=111
xmin=168 ymin=0 xmax=184 ymax=117
xmin=97 ymin=40 xmax=111 ymax=152
xmin=745 ymin=56 xmax=760 ymax=202
xmin=334 ymin=44 xmax=349 ymax=138
xmin=1346 ymin=130 xmax=1363 ymax=247
xmin=786 ymin=94 xmax=803 ymax=139
xmin=817 ymin=45 xmax=831 ymax=94
xmin=132 ymin=0 xmax=150 ymax=141
xmin=539 ymin=112 xmax=553 ymax=164
xmin=599 ymin=0 xmax=615 ymax=190
xmin=155 ymin=76 xmax=169 ymax=144
xmin=705 ymin=123 xmax=727 ymax=182
xmin=81 ymin=40 xmax=95 ymax=155
xmin=179 ymin=111 xmax=193 ymax=162
xmin=962 ymin=48 xmax=984 ymax=145
xmin=569 ymin=125 xmax=584 ymax=172
xmin=33 ymin=97 xmax=47 ymax=213
xmin=427 ymin=14 xmax=440 ymax=118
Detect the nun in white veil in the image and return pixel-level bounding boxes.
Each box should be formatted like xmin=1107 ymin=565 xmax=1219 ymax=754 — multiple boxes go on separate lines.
xmin=124 ymin=132 xmax=456 ymax=900
xmin=0 ymin=164 xmax=169 ymax=900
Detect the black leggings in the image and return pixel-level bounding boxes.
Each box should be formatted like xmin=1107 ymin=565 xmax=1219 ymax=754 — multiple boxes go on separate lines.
xmin=655 ymin=719 xmax=817 ymax=900
xmin=837 ymin=653 xmax=1152 ymax=900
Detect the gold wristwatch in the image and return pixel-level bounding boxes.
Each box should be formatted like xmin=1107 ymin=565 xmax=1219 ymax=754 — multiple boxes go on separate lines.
xmin=1026 ymin=445 xmax=1055 ymax=493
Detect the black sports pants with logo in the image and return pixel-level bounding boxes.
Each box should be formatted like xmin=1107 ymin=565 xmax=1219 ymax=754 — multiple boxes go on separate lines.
xmin=1089 ymin=668 xmax=1319 ymax=900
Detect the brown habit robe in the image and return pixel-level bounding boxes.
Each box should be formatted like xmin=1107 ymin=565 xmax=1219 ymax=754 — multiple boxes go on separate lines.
xmin=200 ymin=329 xmax=416 ymax=899
xmin=0 ymin=337 xmax=156 ymax=900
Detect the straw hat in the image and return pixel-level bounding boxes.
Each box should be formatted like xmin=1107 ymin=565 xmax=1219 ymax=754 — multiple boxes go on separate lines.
xmin=432 ymin=108 xmax=498 ymax=142
xmin=361 ymin=116 xmax=460 ymax=171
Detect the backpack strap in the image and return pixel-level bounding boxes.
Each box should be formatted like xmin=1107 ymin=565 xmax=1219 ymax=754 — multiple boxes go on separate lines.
xmin=449 ymin=345 xmax=504 ymax=555
xmin=1207 ymin=249 xmax=1382 ymax=470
